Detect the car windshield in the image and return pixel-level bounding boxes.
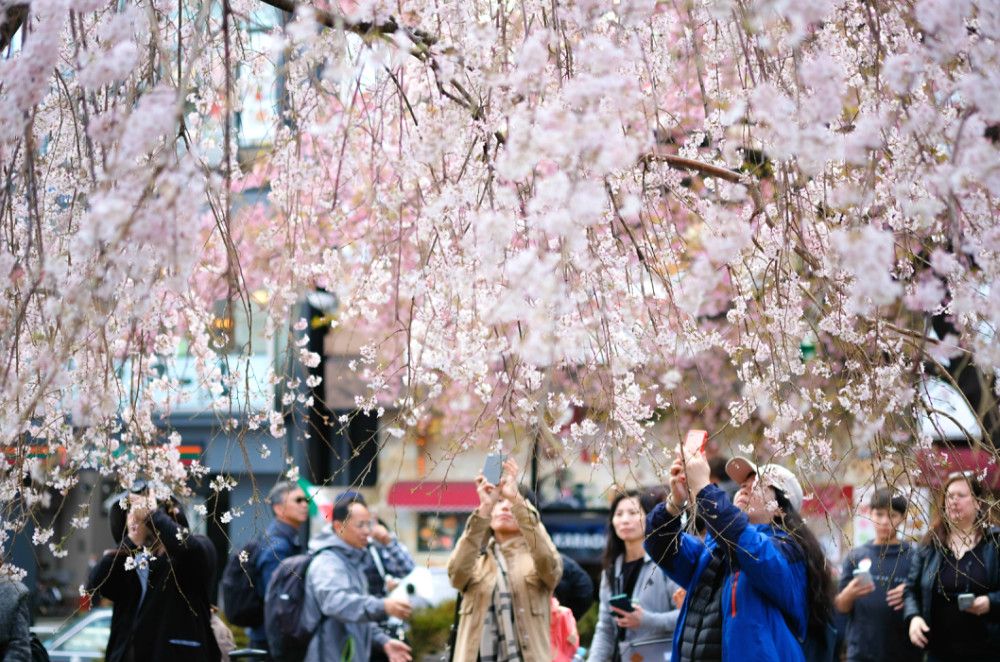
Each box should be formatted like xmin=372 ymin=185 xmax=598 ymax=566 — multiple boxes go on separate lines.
xmin=49 ymin=614 xmax=111 ymax=652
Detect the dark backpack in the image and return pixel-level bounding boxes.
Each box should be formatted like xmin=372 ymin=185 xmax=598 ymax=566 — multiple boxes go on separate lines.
xmin=221 ymin=539 xmax=264 ymax=628
xmin=264 ymin=546 xmax=336 ymax=662
xmin=30 ymin=633 xmax=50 ymax=662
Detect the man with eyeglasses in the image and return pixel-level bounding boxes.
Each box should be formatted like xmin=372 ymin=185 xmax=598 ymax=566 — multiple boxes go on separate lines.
xmin=334 ymin=491 xmax=417 ymax=662
xmin=302 ymin=493 xmax=413 ymax=661
xmin=247 ymin=481 xmax=310 ymax=651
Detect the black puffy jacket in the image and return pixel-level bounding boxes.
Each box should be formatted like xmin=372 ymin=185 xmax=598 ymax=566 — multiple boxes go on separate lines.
xmin=902 ymin=527 xmax=1000 ymax=650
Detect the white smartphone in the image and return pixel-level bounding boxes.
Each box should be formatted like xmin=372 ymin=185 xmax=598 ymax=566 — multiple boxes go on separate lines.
xmin=854 ymin=558 xmax=874 ymax=587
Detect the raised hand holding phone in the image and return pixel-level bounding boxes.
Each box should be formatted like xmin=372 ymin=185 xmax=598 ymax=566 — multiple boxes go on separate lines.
xmin=475 ymin=464 xmax=502 ymax=518
xmin=667 ymin=457 xmax=688 ymax=512
xmin=498 ymin=457 xmax=521 ymax=502
xmin=682 ymin=429 xmax=708 ymax=458
xmin=678 ymin=429 xmax=711 ymax=496
xmin=483 ymin=454 xmax=505 ymax=485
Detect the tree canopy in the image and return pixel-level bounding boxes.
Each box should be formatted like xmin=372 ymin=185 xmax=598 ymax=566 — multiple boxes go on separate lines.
xmin=1 ymin=0 xmax=998 ymax=567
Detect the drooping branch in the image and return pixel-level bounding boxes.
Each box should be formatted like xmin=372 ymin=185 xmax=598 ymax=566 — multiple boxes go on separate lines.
xmin=644 ymin=153 xmax=744 ymax=184
xmin=257 ymin=0 xmax=743 ymax=186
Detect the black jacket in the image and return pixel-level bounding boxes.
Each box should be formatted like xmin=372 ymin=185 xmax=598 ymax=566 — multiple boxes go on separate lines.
xmin=554 ymin=553 xmax=595 ymax=621
xmin=87 ymin=509 xmax=221 ymax=662
xmin=902 ymin=528 xmax=1000 ymax=647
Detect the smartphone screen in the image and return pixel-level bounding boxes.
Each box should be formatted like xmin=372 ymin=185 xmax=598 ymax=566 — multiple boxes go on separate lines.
xmin=683 ymin=429 xmax=708 ymax=457
xmin=609 ymin=593 xmax=635 ymax=613
xmin=483 ymin=454 xmax=505 ymax=485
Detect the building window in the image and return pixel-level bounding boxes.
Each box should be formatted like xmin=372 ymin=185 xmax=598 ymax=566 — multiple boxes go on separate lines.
xmin=416 ymin=512 xmax=467 ymax=552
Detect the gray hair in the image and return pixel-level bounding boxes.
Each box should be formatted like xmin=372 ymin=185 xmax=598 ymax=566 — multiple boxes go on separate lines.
xmin=267 ymin=481 xmax=300 ymax=508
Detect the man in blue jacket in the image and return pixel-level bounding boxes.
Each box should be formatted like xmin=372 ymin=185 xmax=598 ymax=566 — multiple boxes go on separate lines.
xmin=247 ymin=481 xmax=309 ymax=650
xmin=645 ymin=453 xmax=810 ymax=661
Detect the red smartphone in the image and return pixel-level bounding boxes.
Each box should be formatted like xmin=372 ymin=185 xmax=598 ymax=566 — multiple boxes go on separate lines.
xmin=683 ymin=429 xmax=708 ymax=457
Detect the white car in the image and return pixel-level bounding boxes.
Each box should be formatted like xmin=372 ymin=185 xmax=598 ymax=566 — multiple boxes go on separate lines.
xmin=42 ymin=607 xmax=111 ymax=662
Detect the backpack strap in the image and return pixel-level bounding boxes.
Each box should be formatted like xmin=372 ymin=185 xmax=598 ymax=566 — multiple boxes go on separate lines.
xmin=368 ymin=544 xmax=388 ymax=579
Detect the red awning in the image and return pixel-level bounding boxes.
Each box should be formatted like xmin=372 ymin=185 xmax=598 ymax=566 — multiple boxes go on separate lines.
xmin=801 ymin=485 xmax=853 ymax=518
xmin=387 ymin=481 xmax=479 ymax=511
xmin=917 ymin=446 xmax=1000 ymax=489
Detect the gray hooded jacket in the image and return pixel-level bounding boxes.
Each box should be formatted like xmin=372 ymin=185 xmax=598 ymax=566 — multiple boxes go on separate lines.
xmin=302 ymin=531 xmax=390 ymax=662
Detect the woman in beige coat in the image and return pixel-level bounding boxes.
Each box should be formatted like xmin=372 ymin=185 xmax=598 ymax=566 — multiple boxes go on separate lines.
xmin=448 ymin=458 xmax=563 ymax=662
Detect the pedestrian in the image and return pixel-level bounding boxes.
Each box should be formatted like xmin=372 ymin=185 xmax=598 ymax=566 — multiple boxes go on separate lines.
xmin=246 ymin=481 xmax=310 ymax=650
xmin=88 ymin=492 xmax=221 ymax=662
xmin=834 ymin=488 xmax=920 ymax=662
xmin=337 ymin=494 xmax=416 ymax=662
xmin=301 ymin=493 xmax=412 ymax=662
xmin=0 ymin=572 xmax=31 ymax=659
xmin=366 ymin=514 xmax=417 ymax=598
xmin=515 ymin=485 xmax=594 ymax=622
xmin=903 ymin=470 xmax=1000 ymax=660
xmin=447 ymin=457 xmax=562 ymax=662
xmin=516 ymin=487 xmax=587 ymax=660
xmin=555 ymin=553 xmax=595 ymax=622
xmin=646 ymin=450 xmax=834 ymax=661
xmin=588 ymin=489 xmax=681 ymax=662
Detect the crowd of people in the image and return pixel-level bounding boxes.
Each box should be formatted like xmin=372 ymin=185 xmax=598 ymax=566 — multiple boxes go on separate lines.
xmin=449 ymin=447 xmax=1000 ymax=662
xmin=77 ymin=481 xmax=420 ymax=662
xmin=4 ymin=444 xmax=999 ymax=662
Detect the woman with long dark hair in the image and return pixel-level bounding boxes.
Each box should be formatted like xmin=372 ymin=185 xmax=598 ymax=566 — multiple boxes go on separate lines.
xmin=903 ymin=471 xmax=1000 ymax=660
xmin=645 ymin=449 xmax=834 ymax=661
xmin=588 ymin=489 xmax=681 ymax=661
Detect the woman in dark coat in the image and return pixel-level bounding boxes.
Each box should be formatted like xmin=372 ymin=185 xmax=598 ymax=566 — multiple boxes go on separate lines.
xmin=87 ymin=494 xmax=221 ymax=662
xmin=903 ymin=471 xmax=1000 ymax=661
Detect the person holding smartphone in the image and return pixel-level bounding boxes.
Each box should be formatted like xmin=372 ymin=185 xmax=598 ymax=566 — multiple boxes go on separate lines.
xmin=447 ymin=457 xmax=562 ymax=662
xmin=645 ymin=447 xmax=834 ymax=661
xmin=834 ymin=488 xmax=920 ymax=661
xmin=588 ymin=489 xmax=681 ymax=662
xmin=87 ymin=492 xmax=221 ymax=662
xmin=903 ymin=471 xmax=1000 ymax=660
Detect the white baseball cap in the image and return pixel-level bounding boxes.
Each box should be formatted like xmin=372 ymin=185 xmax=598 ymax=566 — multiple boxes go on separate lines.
xmin=725 ymin=457 xmax=804 ymax=512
